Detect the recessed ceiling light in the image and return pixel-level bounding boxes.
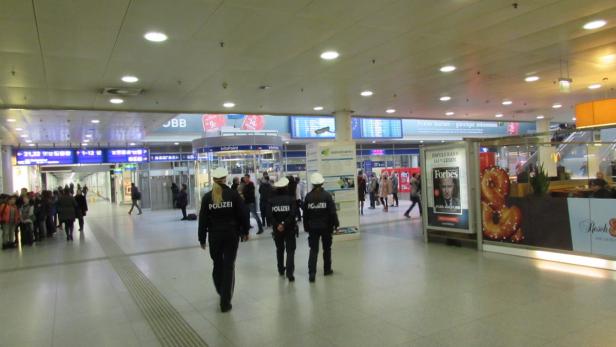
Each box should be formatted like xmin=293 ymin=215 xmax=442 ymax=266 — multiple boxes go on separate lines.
xmin=420 ymin=140 xmax=424 ymax=143
xmin=536 ymin=115 xmax=545 ymax=119
xmin=502 ymin=100 xmax=512 ymax=105
xmin=144 ymin=31 xmax=168 ymax=42
xmin=552 ymin=103 xmax=562 ymax=109
xmin=525 ymin=76 xmax=540 ymax=82
xmin=445 ymin=111 xmax=455 ymax=116
xmin=85 ymin=134 xmax=93 ymax=138
xmin=440 ymin=65 xmax=456 ymax=73
xmin=600 ymin=54 xmax=616 ymax=63
xmin=81 ymin=143 xmax=88 ymax=146
xmin=572 ymin=117 xmax=577 ymax=121
xmin=28 ymin=143 xmax=35 ymax=147
xmin=223 ymin=102 xmax=235 ymax=108
xmin=121 ymin=75 xmax=139 ymax=83
xmin=320 ymin=51 xmax=339 ymax=60
xmin=386 ymin=108 xmax=396 ymax=114
xmin=360 ymin=90 xmax=373 ymax=97
xmin=174 ymin=142 xmax=180 ymax=145
xmin=495 ymin=113 xmax=504 ymax=118
xmin=91 ymin=119 xmax=100 ymax=124
xmin=7 ymin=118 xmax=16 ymax=122
xmin=83 ymin=139 xmax=90 ymax=143
xmin=20 ymin=134 xmax=28 ymax=138
xmin=110 ymin=98 xmax=124 ymax=104
xmin=440 ymin=96 xmax=451 ymax=101
xmin=313 ymin=106 xmax=324 ymax=111
xmin=129 ymin=142 xmax=136 ymax=146
xmin=25 ymin=140 xmax=32 ymax=143
xmin=583 ymin=20 xmax=607 ymax=30
xmin=588 ymin=84 xmax=602 ymax=90
xmin=15 ymin=127 xmax=23 ymax=131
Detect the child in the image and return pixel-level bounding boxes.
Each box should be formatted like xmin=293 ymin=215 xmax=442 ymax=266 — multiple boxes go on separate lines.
xmin=1 ymin=195 xmax=21 ymax=249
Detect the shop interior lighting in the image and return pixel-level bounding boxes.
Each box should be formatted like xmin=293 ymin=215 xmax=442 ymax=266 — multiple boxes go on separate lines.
xmin=121 ymin=75 xmax=139 ymax=83
xmin=583 ymin=20 xmax=607 ymax=30
xmin=588 ymin=84 xmax=602 ymax=90
xmin=144 ymin=32 xmax=168 ymax=42
xmin=502 ymin=100 xmax=512 ymax=105
xmin=440 ymin=65 xmax=456 ymax=73
xmin=525 ymin=76 xmax=540 ymax=82
xmin=320 ymin=51 xmax=339 ymax=60
xmin=110 ymin=98 xmax=124 ymax=104
xmin=386 ymin=108 xmax=396 ymax=114
xmin=223 ymin=102 xmax=235 ymax=108
xmin=572 ymin=117 xmax=577 ymax=121
xmin=440 ymin=96 xmax=451 ymax=101
xmin=360 ymin=90 xmax=373 ymax=97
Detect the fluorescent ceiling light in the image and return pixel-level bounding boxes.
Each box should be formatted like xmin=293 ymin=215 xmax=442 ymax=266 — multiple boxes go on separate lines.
xmin=386 ymin=108 xmax=396 ymax=114
xmin=223 ymin=102 xmax=235 ymax=108
xmin=536 ymin=115 xmax=545 ymax=119
xmin=600 ymin=54 xmax=616 ymax=63
xmin=320 ymin=51 xmax=339 ymax=60
xmin=83 ymin=139 xmax=90 ymax=143
xmin=81 ymin=143 xmax=88 ymax=146
xmin=525 ymin=76 xmax=540 ymax=82
xmin=440 ymin=65 xmax=456 ymax=72
xmin=15 ymin=127 xmax=23 ymax=131
xmin=502 ymin=100 xmax=512 ymax=105
xmin=20 ymin=134 xmax=28 ymax=138
xmin=588 ymin=84 xmax=602 ymax=90
xmin=28 ymin=143 xmax=35 ymax=147
xmin=440 ymin=96 xmax=451 ymax=101
xmin=174 ymin=142 xmax=180 ymax=145
xmin=360 ymin=90 xmax=373 ymax=97
xmin=129 ymin=142 xmax=136 ymax=146
xmin=552 ymin=103 xmax=562 ymax=109
xmin=85 ymin=134 xmax=93 ymax=138
xmin=110 ymin=98 xmax=124 ymax=104
xmin=122 ymin=75 xmax=139 ymax=83
xmin=445 ymin=112 xmax=454 ymax=116
xmin=91 ymin=119 xmax=100 ymax=124
xmin=25 ymin=140 xmax=32 ymax=143
xmin=7 ymin=118 xmax=16 ymax=122
xmin=583 ymin=20 xmax=607 ymax=30
xmin=495 ymin=113 xmax=504 ymax=118
xmin=313 ymin=106 xmax=324 ymax=111
xmin=144 ymin=31 xmax=168 ymax=42
xmin=420 ymin=140 xmax=424 ymax=143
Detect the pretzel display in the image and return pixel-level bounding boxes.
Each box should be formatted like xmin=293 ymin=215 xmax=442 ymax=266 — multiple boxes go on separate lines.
xmin=480 ymin=167 xmax=509 ymax=209
xmin=480 ymin=166 xmax=523 ymax=242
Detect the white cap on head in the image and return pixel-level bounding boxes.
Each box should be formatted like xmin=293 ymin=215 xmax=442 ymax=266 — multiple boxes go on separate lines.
xmin=273 ymin=177 xmax=289 ymax=188
xmin=211 ymin=167 xmax=228 ymax=179
xmin=310 ymin=172 xmax=325 ymax=185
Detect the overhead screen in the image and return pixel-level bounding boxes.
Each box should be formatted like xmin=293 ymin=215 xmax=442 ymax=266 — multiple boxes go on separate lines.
xmin=289 ymin=116 xmax=336 ymax=138
xmin=15 ymin=148 xmax=150 ymax=165
xmin=290 ymin=116 xmax=402 ymax=139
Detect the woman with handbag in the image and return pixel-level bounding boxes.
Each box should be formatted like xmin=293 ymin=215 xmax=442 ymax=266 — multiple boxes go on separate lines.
xmin=379 ymin=173 xmax=393 ymax=212
xmin=75 ymin=189 xmax=88 ymax=231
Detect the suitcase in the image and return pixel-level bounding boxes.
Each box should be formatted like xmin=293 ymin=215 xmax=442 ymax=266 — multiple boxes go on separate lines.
xmin=21 ymin=223 xmax=34 ymax=245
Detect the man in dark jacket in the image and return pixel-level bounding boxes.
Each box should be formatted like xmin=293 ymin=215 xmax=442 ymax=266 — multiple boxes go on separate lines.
xmin=267 ymin=177 xmax=298 ymax=281
xmin=171 ymin=183 xmax=179 ymax=209
xmin=258 ymin=172 xmax=272 ymax=227
xmin=178 ymin=184 xmax=189 ymax=220
xmin=57 ymin=188 xmax=78 ymax=241
xmin=128 ymin=183 xmax=142 ymax=215
xmin=198 ymin=167 xmax=250 ymax=312
xmin=303 ymin=172 xmax=339 ymax=282
xmin=75 ymin=189 xmax=88 ymax=231
xmin=242 ymin=174 xmax=263 ymax=234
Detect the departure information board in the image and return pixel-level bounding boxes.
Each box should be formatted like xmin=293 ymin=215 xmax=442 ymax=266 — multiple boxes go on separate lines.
xmin=76 ymin=149 xmax=104 ymax=164
xmin=16 ymin=149 xmax=74 ymax=165
xmin=290 ymin=116 xmax=336 ymax=138
xmin=352 ymin=118 xmax=403 ymax=138
xmin=106 ymin=148 xmax=149 ymax=163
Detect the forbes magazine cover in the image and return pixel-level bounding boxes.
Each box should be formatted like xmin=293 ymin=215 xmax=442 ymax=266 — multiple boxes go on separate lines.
xmin=433 ymin=167 xmax=462 ymax=215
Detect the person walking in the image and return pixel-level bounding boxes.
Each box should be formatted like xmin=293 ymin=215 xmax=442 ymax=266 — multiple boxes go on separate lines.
xmin=241 ymin=174 xmax=263 ymax=234
xmin=295 ymin=176 xmax=304 ymax=222
xmin=368 ymin=174 xmax=379 ymax=209
xmin=258 ymin=172 xmax=272 ymax=227
xmin=405 ymin=173 xmax=422 ymax=218
xmin=128 ymin=183 xmax=143 ymax=215
xmin=267 ymin=177 xmax=298 ymax=282
xmin=20 ymin=196 xmax=35 ymax=245
xmin=391 ymin=173 xmax=399 ymax=207
xmin=198 ymin=167 xmax=250 ymax=313
xmin=75 ymin=189 xmax=88 ymax=231
xmin=303 ymin=173 xmax=339 ymax=283
xmin=33 ymin=193 xmax=47 ymax=242
xmin=379 ymin=173 xmax=393 ymax=212
xmin=178 ymin=184 xmax=189 ymax=220
xmin=171 ymin=182 xmax=179 ymax=209
xmin=357 ymin=170 xmax=367 ymax=215
xmin=57 ymin=188 xmax=78 ymax=241
xmin=1 ymin=195 xmax=21 ymax=249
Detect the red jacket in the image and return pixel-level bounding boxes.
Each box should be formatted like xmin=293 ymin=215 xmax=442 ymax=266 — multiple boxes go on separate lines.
xmin=0 ymin=203 xmax=21 ymax=224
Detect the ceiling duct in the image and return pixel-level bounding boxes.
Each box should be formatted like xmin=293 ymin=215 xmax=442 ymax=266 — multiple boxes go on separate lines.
xmin=101 ymin=87 xmax=144 ymax=96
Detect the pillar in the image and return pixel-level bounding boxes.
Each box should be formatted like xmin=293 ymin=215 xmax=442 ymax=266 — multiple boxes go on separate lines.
xmin=334 ymin=110 xmax=353 ymax=142
xmin=1 ymin=146 xmax=13 ymax=194
xmin=535 ymin=118 xmax=557 ymax=176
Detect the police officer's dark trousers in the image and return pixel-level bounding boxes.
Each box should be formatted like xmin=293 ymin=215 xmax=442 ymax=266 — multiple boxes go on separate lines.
xmin=308 ymin=229 xmax=332 ymax=275
xmin=208 ymin=232 xmax=239 ymax=307
xmin=274 ymin=230 xmax=296 ymax=277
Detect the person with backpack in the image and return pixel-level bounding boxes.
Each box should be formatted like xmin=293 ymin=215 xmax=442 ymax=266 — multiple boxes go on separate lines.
xmin=20 ymin=195 xmax=35 ymax=245
xmin=128 ymin=183 xmax=143 ymax=215
xmin=75 ymin=188 xmax=88 ymax=231
xmin=404 ymin=173 xmax=422 ymax=218
xmin=1 ymin=195 xmax=21 ymax=249
xmin=267 ymin=177 xmax=298 ymax=282
xmin=178 ymin=184 xmax=189 ymax=220
xmin=57 ymin=188 xmax=78 ymax=241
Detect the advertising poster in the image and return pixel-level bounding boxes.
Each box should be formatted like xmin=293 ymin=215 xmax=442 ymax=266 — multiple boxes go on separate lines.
xmin=569 ymin=198 xmax=616 ymax=258
xmin=425 ymin=147 xmax=470 ymax=231
xmin=306 ymin=143 xmax=360 ymax=238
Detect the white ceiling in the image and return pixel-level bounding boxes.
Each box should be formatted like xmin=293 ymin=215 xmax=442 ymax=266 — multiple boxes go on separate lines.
xmin=1 ymin=0 xmax=616 ymax=142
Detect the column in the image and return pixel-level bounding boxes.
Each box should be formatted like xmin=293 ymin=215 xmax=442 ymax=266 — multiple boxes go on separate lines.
xmin=1 ymin=145 xmax=13 ymax=193
xmin=536 ymin=118 xmax=557 ymax=176
xmin=334 ymin=110 xmax=352 ymax=142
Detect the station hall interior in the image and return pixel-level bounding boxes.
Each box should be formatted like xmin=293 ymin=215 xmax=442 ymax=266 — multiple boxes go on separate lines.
xmin=1 ymin=1 xmax=616 ymax=346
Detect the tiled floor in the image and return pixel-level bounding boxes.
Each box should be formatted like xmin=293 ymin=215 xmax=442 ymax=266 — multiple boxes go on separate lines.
xmin=2 ymin=201 xmax=616 ymax=347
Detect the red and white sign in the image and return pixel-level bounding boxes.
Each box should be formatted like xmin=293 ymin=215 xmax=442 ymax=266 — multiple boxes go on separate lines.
xmin=202 ymin=114 xmax=226 ymax=131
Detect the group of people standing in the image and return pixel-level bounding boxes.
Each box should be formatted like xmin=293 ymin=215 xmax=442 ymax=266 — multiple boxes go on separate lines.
xmin=1 ymin=184 xmax=89 ymax=249
xmin=356 ymin=170 xmax=423 ymax=218
xmin=198 ymin=168 xmax=338 ymax=312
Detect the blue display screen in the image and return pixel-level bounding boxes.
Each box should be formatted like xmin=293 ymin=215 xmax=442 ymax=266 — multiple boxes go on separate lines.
xmin=106 ymin=148 xmax=149 ymax=163
xmin=16 ymin=149 xmax=75 ymax=165
xmin=290 ymin=116 xmax=336 ymax=138
xmin=76 ymin=149 xmax=104 ymax=164
xmin=150 ymin=153 xmax=182 ymax=162
xmin=352 ymin=118 xmax=403 ymax=138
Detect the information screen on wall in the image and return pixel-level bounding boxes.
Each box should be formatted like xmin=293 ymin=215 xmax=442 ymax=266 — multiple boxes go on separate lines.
xmin=290 ymin=116 xmax=336 ymax=138
xmin=16 ymin=149 xmax=74 ymax=165
xmin=424 ymin=146 xmax=471 ymax=232
xmin=106 ymin=149 xmax=149 ymax=163
xmin=352 ymin=118 xmax=402 ymax=138
xmin=76 ymin=150 xmax=104 ymax=164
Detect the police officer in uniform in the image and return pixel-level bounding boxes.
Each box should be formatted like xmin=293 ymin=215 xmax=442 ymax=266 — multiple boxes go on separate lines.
xmin=303 ymin=172 xmax=339 ymax=283
xmin=267 ymin=177 xmax=298 ymax=282
xmin=198 ymin=167 xmax=250 ymax=312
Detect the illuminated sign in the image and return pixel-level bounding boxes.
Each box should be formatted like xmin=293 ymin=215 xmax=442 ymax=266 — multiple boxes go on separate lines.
xmin=76 ymin=149 xmax=104 ymax=164
xmin=290 ymin=116 xmax=336 ymax=138
xmin=16 ymin=149 xmax=74 ymax=165
xmin=106 ymin=148 xmax=149 ymax=163
xmin=352 ymin=118 xmax=403 ymax=138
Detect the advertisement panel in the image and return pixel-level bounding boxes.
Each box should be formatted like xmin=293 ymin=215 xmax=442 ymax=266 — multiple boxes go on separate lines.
xmin=425 ymin=146 xmax=470 ymax=231
xmin=404 ymin=119 xmax=535 ymax=137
